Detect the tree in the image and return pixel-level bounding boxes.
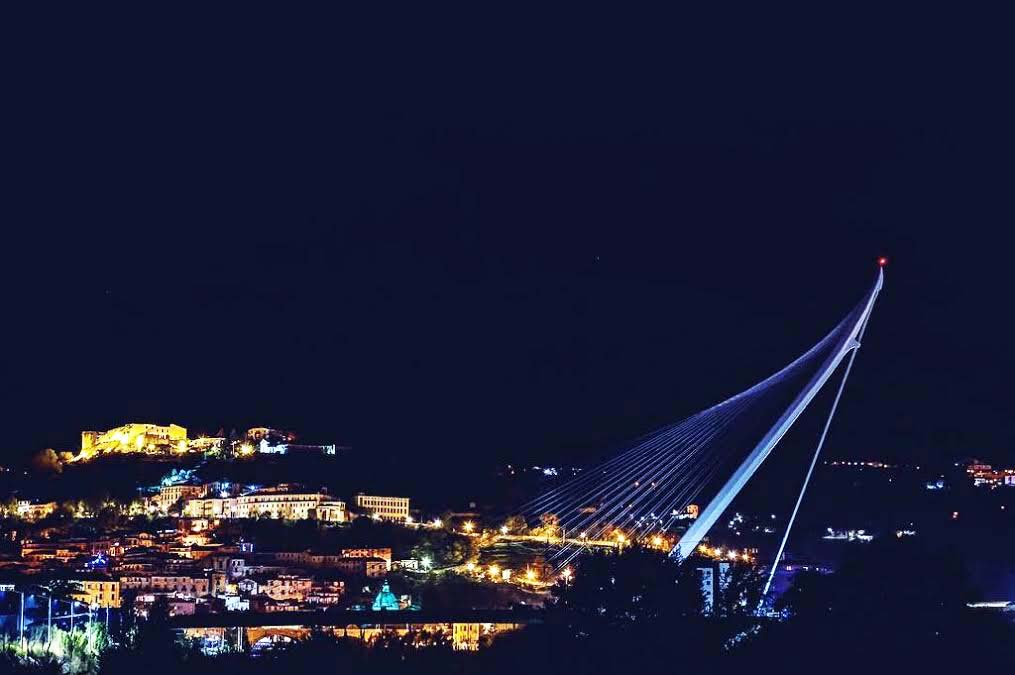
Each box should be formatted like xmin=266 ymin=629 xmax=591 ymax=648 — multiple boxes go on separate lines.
xmin=101 ymin=595 xmax=188 ymax=675
xmin=38 ymin=579 xmax=83 ymax=646
xmin=412 ymin=530 xmax=475 ymax=566
xmin=713 ymin=563 xmax=765 ymax=620
xmin=532 ymin=512 xmax=559 ymax=539
xmin=551 ymin=546 xmax=696 ymax=627
xmin=743 ymin=538 xmax=1015 ymax=670
xmin=58 ymin=501 xmax=77 ymax=519
xmin=1 ymin=496 xmax=19 ymax=518
xmin=502 ymin=514 xmax=528 ymax=535
xmin=96 ymin=506 xmax=123 ymax=531
xmin=42 ymin=579 xmax=82 ymax=605
xmin=30 ymin=449 xmax=63 ymax=475
xmin=546 ymin=546 xmax=766 ymax=669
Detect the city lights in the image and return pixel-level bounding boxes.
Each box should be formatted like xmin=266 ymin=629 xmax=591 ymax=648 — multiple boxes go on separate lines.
xmin=7 ymin=44 xmax=992 ymax=669
xmin=1 ymin=255 xmax=988 ymax=663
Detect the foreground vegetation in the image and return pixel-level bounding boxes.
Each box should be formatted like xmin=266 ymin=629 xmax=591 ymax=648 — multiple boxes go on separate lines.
xmin=3 ymin=538 xmax=1012 ymax=674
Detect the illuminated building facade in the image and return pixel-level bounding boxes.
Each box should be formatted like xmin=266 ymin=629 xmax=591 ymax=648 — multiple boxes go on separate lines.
xmin=186 ymin=437 xmax=226 ymax=454
xmin=154 ymin=484 xmax=208 ymax=512
xmin=120 ymin=574 xmax=210 ymax=598
xmin=243 ymin=427 xmax=341 ymax=455
xmin=211 ymin=555 xmax=246 ymax=579
xmin=966 ymin=459 xmax=1015 ymax=487
xmin=341 ymin=547 xmax=392 ymax=564
xmin=315 ymin=500 xmax=348 ymax=522
xmin=78 ymin=422 xmax=188 ymax=460
xmin=307 ymin=579 xmax=345 ymax=605
xmin=73 ymin=579 xmax=121 ymax=608
xmin=256 ymin=439 xmax=338 ymax=455
xmin=183 ymin=497 xmax=237 ymax=519
xmin=372 ymin=581 xmax=400 ymax=610
xmin=246 ymin=427 xmax=295 ymax=443
xmin=182 ymin=490 xmax=347 ymax=522
xmin=261 ymin=575 xmax=313 ymax=602
xmin=16 ymin=500 xmax=57 ymax=521
xmin=273 ymin=549 xmax=391 ymax=573
xmin=21 ymin=539 xmax=91 ymax=561
xmin=356 ymin=495 xmax=410 ymax=522
xmin=235 ymin=490 xmax=340 ymax=520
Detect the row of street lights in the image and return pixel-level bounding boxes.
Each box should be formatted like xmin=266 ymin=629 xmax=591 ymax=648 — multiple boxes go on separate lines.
xmin=4 ymin=587 xmax=110 ymax=653
xmin=462 ymin=560 xmax=571 ymax=586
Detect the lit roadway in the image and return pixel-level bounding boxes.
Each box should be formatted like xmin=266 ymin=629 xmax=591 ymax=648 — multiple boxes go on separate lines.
xmin=495 ymin=533 xmax=623 ymax=549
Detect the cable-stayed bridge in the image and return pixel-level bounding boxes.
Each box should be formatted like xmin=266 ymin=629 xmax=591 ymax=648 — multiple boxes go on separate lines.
xmin=515 ymin=264 xmax=884 ymax=597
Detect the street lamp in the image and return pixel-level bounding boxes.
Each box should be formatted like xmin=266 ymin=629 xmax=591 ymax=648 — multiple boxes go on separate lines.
xmin=89 ymin=603 xmax=99 ymax=651
xmin=19 ymin=590 xmax=25 ymax=651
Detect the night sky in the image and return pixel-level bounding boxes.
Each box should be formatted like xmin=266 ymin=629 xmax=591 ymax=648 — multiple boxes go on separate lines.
xmin=5 ymin=14 xmax=1014 ymax=473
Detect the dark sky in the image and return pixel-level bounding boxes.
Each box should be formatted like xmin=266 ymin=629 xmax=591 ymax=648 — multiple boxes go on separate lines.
xmin=5 ymin=13 xmax=1014 ymax=472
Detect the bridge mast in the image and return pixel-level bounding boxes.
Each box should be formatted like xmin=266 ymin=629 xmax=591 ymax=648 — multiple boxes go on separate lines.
xmin=672 ymin=267 xmax=884 ymax=561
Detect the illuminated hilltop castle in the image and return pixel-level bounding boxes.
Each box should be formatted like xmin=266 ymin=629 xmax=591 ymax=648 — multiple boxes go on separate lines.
xmin=78 ymin=422 xmax=188 ymax=461
xmin=70 ymin=422 xmax=341 ymax=462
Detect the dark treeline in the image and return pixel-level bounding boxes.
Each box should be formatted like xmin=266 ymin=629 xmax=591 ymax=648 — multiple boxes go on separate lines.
xmin=5 ymin=538 xmax=1012 ymax=675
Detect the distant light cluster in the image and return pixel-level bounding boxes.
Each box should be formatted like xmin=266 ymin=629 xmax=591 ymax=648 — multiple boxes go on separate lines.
xmin=825 ymin=460 xmax=894 ymax=469
xmin=965 ymin=459 xmax=1015 ymax=488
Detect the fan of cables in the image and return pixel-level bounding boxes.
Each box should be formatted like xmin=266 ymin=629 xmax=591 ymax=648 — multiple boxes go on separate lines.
xmin=515 ymin=296 xmax=871 ymax=571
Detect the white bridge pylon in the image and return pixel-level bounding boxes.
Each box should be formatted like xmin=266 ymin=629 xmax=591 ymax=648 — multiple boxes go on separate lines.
xmin=671 ymin=267 xmax=884 ymax=561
